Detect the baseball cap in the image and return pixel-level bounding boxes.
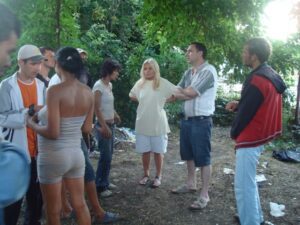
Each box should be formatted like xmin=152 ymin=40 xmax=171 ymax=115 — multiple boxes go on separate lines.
xmin=76 ymin=48 xmax=87 ymax=55
xmin=17 ymin=44 xmax=44 ymax=62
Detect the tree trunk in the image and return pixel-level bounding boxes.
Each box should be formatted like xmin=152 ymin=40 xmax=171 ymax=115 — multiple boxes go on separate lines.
xmin=55 ymin=0 xmax=61 ymax=47
xmin=295 ymin=71 xmax=300 ymax=125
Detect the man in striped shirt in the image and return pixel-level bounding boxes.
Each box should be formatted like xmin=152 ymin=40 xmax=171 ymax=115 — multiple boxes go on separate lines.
xmin=172 ymin=42 xmax=218 ymax=210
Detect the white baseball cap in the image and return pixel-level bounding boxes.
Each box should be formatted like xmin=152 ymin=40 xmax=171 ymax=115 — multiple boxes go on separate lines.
xmin=76 ymin=48 xmax=87 ymax=55
xmin=17 ymin=44 xmax=44 ymax=62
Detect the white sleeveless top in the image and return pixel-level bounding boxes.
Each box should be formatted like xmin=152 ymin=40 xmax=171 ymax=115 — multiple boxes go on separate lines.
xmin=37 ymin=106 xmax=85 ymax=153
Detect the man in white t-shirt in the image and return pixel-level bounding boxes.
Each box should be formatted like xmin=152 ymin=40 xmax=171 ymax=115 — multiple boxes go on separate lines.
xmin=172 ymin=42 xmax=218 ymax=211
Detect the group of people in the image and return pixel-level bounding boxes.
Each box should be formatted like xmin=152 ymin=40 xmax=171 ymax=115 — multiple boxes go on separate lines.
xmin=0 ymin=3 xmax=287 ymax=225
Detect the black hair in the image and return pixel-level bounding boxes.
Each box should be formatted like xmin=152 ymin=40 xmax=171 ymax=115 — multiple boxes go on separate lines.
xmin=100 ymin=59 xmax=121 ymax=78
xmin=39 ymin=46 xmax=54 ymax=55
xmin=190 ymin=42 xmax=207 ymax=59
xmin=55 ymin=47 xmax=84 ymax=80
xmin=246 ymin=38 xmax=272 ymax=63
xmin=0 ymin=3 xmax=21 ymax=42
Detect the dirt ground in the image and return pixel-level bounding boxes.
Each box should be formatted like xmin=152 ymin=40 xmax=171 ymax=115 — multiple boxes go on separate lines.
xmin=90 ymin=126 xmax=300 ymax=225
xmin=18 ymin=126 xmax=300 ymax=225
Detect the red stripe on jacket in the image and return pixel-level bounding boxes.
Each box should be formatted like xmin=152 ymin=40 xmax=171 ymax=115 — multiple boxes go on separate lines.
xmin=234 ymin=75 xmax=283 ymax=149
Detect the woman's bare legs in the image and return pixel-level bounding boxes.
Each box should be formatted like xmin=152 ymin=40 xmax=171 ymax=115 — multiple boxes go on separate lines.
xmin=85 ymin=181 xmax=105 ymax=220
xmin=64 ymin=177 xmax=91 ymax=225
xmin=142 ymin=152 xmax=151 ymax=177
xmin=40 ymin=182 xmax=62 ymax=225
xmin=61 ymin=181 xmax=72 ymax=218
xmin=154 ymin=153 xmax=163 ymax=179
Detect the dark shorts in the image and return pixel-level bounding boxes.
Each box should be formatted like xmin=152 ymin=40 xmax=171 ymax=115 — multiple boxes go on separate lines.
xmin=180 ymin=116 xmax=212 ymax=167
xmin=81 ymin=139 xmax=95 ymax=182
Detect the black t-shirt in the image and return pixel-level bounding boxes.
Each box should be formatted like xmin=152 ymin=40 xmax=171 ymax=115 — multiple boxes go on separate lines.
xmin=79 ymin=67 xmax=93 ymax=88
xmin=36 ymin=74 xmax=49 ymax=87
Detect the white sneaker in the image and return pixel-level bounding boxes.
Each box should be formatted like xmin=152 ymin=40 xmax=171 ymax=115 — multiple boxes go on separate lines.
xmin=89 ymin=151 xmax=100 ymax=158
xmin=108 ymin=183 xmax=117 ymax=190
xmin=100 ymin=189 xmax=113 ymax=198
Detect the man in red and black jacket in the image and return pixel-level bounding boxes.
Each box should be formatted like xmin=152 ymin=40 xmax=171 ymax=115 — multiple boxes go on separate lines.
xmin=226 ymin=38 xmax=286 ymax=225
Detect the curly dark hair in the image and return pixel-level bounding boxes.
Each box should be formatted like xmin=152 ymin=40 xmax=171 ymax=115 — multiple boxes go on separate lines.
xmin=99 ymin=59 xmax=121 ymax=78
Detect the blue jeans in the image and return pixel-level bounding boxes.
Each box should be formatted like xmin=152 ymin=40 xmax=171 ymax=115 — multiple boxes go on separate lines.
xmin=235 ymin=146 xmax=264 ymax=225
xmin=0 ymin=209 xmax=3 ymax=225
xmin=95 ymin=123 xmax=115 ymax=191
xmin=81 ymin=139 xmax=95 ymax=182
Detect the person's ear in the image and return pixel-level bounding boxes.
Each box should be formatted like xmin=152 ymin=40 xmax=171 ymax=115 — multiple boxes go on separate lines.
xmin=18 ymin=59 xmax=24 ymax=67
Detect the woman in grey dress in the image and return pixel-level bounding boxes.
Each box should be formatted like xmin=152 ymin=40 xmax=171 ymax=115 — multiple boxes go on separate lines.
xmin=27 ymin=47 xmax=94 ymax=225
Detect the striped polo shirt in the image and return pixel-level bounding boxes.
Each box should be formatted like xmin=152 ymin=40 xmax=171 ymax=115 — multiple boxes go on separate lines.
xmin=177 ymin=61 xmax=218 ymax=117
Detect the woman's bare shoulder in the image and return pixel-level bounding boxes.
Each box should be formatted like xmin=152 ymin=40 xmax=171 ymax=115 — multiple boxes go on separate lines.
xmin=78 ymin=82 xmax=93 ymax=98
xmin=47 ymin=84 xmax=62 ymax=97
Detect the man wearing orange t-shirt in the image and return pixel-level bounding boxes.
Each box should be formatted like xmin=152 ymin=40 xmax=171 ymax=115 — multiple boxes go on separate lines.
xmin=0 ymin=44 xmax=45 ymax=225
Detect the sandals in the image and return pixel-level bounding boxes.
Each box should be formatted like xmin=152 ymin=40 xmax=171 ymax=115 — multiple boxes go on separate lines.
xmin=171 ymin=184 xmax=197 ymax=194
xmin=139 ymin=176 xmax=162 ymax=188
xmin=139 ymin=176 xmax=150 ymax=185
xmin=151 ymin=176 xmax=161 ymax=188
xmin=189 ymin=196 xmax=210 ymax=210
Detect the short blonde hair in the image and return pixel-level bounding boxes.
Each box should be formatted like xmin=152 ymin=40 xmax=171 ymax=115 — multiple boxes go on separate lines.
xmin=138 ymin=58 xmax=161 ymax=89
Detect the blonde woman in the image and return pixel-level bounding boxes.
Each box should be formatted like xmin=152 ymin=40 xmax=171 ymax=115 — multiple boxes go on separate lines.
xmin=129 ymin=58 xmax=176 ymax=188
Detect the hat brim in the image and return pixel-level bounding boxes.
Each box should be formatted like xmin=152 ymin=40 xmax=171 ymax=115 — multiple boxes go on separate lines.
xmin=77 ymin=48 xmax=87 ymax=55
xmin=27 ymin=55 xmax=44 ymax=62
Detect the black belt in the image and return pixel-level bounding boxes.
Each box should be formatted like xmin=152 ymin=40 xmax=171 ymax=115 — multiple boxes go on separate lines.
xmin=183 ymin=115 xmax=211 ymax=120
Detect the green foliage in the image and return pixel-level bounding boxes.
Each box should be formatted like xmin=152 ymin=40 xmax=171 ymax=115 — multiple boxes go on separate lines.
xmin=81 ymin=24 xmax=122 ymax=68
xmin=140 ymin=0 xmax=270 ymax=79
xmin=1 ymin=0 xmax=299 ymax=142
xmin=165 ymin=101 xmax=181 ymax=125
xmin=211 ymin=87 xmax=239 ymax=126
xmin=2 ymin=0 xmax=80 ymax=48
xmin=1 ymin=0 xmax=81 ymax=77
xmin=213 ymin=96 xmax=235 ymax=127
xmin=270 ymin=34 xmax=300 ymax=79
xmin=266 ymin=105 xmax=300 ymax=150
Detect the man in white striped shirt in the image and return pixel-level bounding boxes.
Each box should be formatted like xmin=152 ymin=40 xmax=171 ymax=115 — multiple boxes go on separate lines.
xmin=172 ymin=42 xmax=218 ymax=210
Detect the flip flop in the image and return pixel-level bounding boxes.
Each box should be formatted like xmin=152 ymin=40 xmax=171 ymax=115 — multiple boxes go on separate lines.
xmin=151 ymin=176 xmax=161 ymax=188
xmin=171 ymin=184 xmax=197 ymax=194
xmin=189 ymin=197 xmax=210 ymax=210
xmin=139 ymin=176 xmax=150 ymax=185
xmin=93 ymin=212 xmax=121 ymax=224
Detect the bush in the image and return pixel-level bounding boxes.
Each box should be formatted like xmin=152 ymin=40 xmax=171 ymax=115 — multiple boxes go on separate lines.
xmin=266 ymin=104 xmax=300 ymax=150
xmin=165 ymin=101 xmax=181 ymax=125
xmin=213 ymin=96 xmax=236 ymax=126
xmin=212 ymin=87 xmax=239 ymax=126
